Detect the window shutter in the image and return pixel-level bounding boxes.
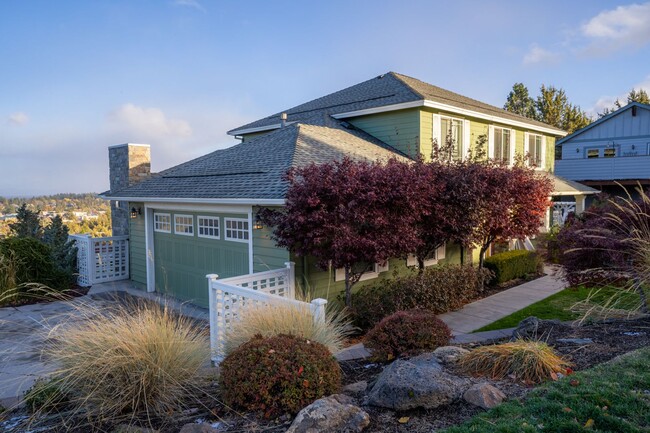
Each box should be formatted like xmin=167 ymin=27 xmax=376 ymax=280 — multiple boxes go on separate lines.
xmin=463 ymin=120 xmax=470 ymax=159
xmin=488 ymin=125 xmax=494 ymax=158
xmin=524 ymin=132 xmax=530 ymax=163
xmin=510 ymin=129 xmax=516 ymax=165
xmin=432 ymin=114 xmax=441 ymax=149
xmin=541 ymin=136 xmax=547 ymax=169
xmin=436 ymin=243 xmax=446 ymax=260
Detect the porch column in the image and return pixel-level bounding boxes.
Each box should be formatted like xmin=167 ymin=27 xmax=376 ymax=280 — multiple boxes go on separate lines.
xmin=575 ymin=195 xmax=587 ymax=215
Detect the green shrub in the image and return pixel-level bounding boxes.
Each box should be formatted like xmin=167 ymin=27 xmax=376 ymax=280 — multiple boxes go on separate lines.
xmin=24 ymin=377 xmax=69 ymax=413
xmin=0 ymin=237 xmax=72 ymax=291
xmin=365 ymin=309 xmax=451 ymax=361
xmin=219 ymin=334 xmax=341 ymax=418
xmin=484 ymin=250 xmax=540 ymax=285
xmin=350 ymin=265 xmax=492 ymax=331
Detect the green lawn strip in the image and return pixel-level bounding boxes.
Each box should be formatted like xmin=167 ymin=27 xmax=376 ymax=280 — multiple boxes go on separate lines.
xmin=475 ymin=286 xmax=641 ymax=332
xmin=441 ymin=347 xmax=650 ymax=433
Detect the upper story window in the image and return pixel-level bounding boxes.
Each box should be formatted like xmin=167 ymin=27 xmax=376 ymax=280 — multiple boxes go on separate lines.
xmin=224 ymin=218 xmax=250 ymax=242
xmin=527 ymin=133 xmax=544 ymax=167
xmin=440 ymin=117 xmax=464 ymax=160
xmin=604 ymin=148 xmax=616 ymax=158
xmin=174 ymin=214 xmax=194 ymax=236
xmin=587 ymin=149 xmax=599 ymax=158
xmin=153 ymin=213 xmax=171 ymax=233
xmin=493 ymin=127 xmax=512 ymax=164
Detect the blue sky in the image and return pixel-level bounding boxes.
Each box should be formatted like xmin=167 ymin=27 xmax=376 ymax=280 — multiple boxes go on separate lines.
xmin=1 ymin=0 xmax=649 ymax=196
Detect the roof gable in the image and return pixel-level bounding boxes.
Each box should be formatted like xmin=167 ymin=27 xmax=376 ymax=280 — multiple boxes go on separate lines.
xmin=558 ymin=102 xmax=650 ymax=144
xmin=229 ymin=72 xmax=564 ymax=136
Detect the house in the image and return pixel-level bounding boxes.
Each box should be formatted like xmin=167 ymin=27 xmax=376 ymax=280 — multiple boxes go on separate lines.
xmin=103 ymin=72 xmax=596 ymax=306
xmin=555 ymin=102 xmax=650 ymax=202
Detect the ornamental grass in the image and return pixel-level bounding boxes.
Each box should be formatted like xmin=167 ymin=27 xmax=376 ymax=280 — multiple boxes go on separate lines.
xmin=223 ymin=302 xmax=354 ymax=356
xmin=458 ymin=340 xmax=572 ymax=384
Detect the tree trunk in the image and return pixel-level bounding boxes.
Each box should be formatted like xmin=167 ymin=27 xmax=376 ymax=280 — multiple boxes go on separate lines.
xmin=460 ymin=245 xmax=465 ymax=265
xmin=417 ymin=257 xmax=425 ymax=274
xmin=478 ymin=244 xmax=490 ymax=269
xmin=345 ymin=266 xmax=352 ymax=307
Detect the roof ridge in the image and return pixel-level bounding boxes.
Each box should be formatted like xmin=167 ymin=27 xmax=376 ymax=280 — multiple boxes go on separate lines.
xmin=387 ymin=71 xmax=427 ymax=100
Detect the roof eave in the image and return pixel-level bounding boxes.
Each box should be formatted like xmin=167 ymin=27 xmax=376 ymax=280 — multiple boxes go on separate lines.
xmin=227 ymin=121 xmax=298 ymax=137
xmin=99 ymin=195 xmax=286 ymax=206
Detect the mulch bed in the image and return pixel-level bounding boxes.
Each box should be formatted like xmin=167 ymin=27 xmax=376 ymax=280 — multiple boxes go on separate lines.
xmin=3 ymin=316 xmax=649 ymax=433
xmin=0 ymin=285 xmax=89 ymax=308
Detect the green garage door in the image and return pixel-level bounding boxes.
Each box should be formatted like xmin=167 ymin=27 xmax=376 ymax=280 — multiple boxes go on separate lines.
xmin=153 ymin=210 xmax=250 ymax=307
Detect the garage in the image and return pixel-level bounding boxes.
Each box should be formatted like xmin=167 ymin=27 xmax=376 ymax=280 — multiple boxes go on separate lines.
xmin=152 ymin=210 xmax=250 ymax=307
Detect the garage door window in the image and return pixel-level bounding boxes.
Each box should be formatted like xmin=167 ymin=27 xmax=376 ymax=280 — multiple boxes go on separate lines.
xmin=198 ymin=216 xmax=220 ymax=239
xmin=174 ymin=214 xmax=194 ymax=236
xmin=224 ymin=218 xmax=249 ymax=242
xmin=154 ymin=213 xmax=171 ymax=233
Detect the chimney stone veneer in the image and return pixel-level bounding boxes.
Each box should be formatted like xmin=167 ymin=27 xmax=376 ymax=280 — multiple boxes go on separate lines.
xmin=108 ymin=143 xmax=151 ymax=236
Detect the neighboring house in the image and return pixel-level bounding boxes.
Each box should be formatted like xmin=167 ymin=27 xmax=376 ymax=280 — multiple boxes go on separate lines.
xmin=103 ymin=72 xmax=596 ymax=306
xmin=555 ymin=102 xmax=650 ymax=202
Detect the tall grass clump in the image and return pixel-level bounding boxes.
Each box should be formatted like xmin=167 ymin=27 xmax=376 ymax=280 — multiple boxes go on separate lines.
xmin=223 ymin=302 xmax=353 ymax=356
xmin=458 ymin=340 xmax=571 ymax=384
xmin=43 ymin=300 xmax=210 ymax=422
xmin=0 ymin=250 xmax=20 ymax=305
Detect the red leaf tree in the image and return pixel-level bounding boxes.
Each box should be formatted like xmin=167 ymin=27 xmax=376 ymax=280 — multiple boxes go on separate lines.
xmin=260 ymin=157 xmax=424 ymax=306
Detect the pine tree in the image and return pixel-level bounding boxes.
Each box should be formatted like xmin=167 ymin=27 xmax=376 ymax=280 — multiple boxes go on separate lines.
xmin=503 ymin=83 xmax=536 ymax=119
xmin=43 ymin=215 xmax=77 ymax=273
xmin=9 ymin=203 xmax=42 ymax=239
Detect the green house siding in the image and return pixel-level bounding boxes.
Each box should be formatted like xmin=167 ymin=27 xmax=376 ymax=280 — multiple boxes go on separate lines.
xmin=128 ymin=202 xmax=147 ymax=290
xmin=253 ymin=223 xmax=290 ymax=272
xmin=153 ymin=210 xmax=250 ymax=307
xmin=347 ymin=109 xmax=421 ymax=158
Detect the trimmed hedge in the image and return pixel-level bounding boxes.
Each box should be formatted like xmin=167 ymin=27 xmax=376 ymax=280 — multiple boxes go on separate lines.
xmin=350 ymin=265 xmax=492 ymax=332
xmin=365 ymin=309 xmax=451 ymax=361
xmin=483 ymin=250 xmax=540 ymax=285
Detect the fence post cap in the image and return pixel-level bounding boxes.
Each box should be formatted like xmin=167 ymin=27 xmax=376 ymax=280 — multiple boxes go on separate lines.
xmin=284 ymin=261 xmax=295 ymax=268
xmin=206 ymin=274 xmax=219 ymax=280
xmin=311 ymin=298 xmax=328 ymax=306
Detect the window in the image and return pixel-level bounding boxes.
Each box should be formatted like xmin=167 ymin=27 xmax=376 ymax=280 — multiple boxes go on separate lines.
xmin=334 ymin=262 xmax=389 ymax=282
xmin=174 ymin=214 xmax=194 ymax=236
xmin=527 ymin=133 xmax=543 ymax=167
xmin=440 ymin=117 xmax=464 ymax=160
xmin=153 ymin=213 xmax=171 ymax=233
xmin=604 ymin=148 xmax=616 ymax=158
xmin=406 ymin=244 xmax=447 ymax=267
xmin=587 ymin=149 xmax=599 ymax=158
xmin=493 ymin=127 xmax=512 ymax=164
xmin=198 ymin=216 xmax=220 ymax=239
xmin=224 ymin=218 xmax=249 ymax=242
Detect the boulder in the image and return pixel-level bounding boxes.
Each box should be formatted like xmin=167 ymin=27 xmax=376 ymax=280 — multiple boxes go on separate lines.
xmin=285 ymin=394 xmax=370 ymax=433
xmin=367 ymin=354 xmax=469 ymax=411
xmin=512 ymin=317 xmax=567 ymax=340
xmin=463 ymin=383 xmax=506 ymax=409
xmin=342 ymin=381 xmax=368 ymax=395
xmin=179 ymin=422 xmax=220 ymax=433
xmin=432 ymin=346 xmax=470 ymax=364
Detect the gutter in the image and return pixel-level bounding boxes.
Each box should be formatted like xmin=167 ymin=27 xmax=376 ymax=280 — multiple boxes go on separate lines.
xmin=98 ymin=195 xmax=286 ymax=206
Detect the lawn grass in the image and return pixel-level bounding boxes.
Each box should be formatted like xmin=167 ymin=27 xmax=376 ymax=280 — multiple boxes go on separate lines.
xmin=441 ymin=347 xmax=650 ymax=433
xmin=475 ymin=286 xmax=643 ymax=332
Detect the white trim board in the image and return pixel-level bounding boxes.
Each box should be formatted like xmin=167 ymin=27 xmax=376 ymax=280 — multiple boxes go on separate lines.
xmin=228 ymin=121 xmax=298 ymax=136
xmin=102 ymin=196 xmax=285 ymax=206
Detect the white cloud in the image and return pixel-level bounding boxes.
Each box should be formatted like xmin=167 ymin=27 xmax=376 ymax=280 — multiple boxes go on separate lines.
xmin=522 ymin=45 xmax=561 ymax=65
xmin=108 ymin=103 xmax=192 ymax=139
xmin=7 ymin=112 xmax=29 ymax=126
xmin=172 ymin=0 xmax=205 ymax=12
xmin=581 ymin=2 xmax=650 ymax=54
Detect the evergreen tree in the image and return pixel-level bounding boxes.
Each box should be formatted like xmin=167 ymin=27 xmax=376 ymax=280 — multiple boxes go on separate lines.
xmin=9 ymin=204 xmax=42 ymax=239
xmin=627 ymin=88 xmax=649 ymax=105
xmin=43 ymin=215 xmax=77 ymax=274
xmin=503 ymin=83 xmax=536 ymax=119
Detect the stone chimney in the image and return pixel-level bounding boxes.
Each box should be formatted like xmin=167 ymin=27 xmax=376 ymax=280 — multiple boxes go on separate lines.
xmin=108 ymin=143 xmax=151 ymax=236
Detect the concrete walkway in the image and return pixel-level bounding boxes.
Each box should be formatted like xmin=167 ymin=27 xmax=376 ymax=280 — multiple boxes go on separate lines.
xmin=438 ymin=266 xmax=568 ymax=335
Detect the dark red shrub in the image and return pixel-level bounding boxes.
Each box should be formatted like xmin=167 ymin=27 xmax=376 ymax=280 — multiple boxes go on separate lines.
xmin=219 ymin=334 xmax=341 ymax=418
xmin=365 ymin=309 xmax=451 ymax=361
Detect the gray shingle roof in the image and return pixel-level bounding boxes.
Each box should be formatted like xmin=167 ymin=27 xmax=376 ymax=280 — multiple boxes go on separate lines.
xmin=547 ymin=173 xmax=600 ymax=195
xmin=228 ymin=72 xmax=564 ymax=135
xmin=106 ymin=123 xmax=407 ymax=201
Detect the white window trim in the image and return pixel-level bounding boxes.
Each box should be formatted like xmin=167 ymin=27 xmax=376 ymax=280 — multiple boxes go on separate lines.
xmin=334 ymin=262 xmax=389 ymax=282
xmin=406 ymin=244 xmax=447 ymax=267
xmin=526 ymin=132 xmax=546 ymax=169
xmin=224 ymin=217 xmax=250 ymax=243
xmin=174 ymin=214 xmax=194 ymax=237
xmin=490 ymin=125 xmax=514 ymax=166
xmin=434 ymin=114 xmax=467 ymax=160
xmin=153 ymin=212 xmax=171 ymax=233
xmin=197 ymin=215 xmax=220 ymax=239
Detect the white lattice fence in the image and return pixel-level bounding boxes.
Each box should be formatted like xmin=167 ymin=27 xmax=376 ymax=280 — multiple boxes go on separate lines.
xmin=207 ymin=262 xmax=327 ymax=363
xmin=552 ymin=201 xmax=576 ymax=226
xmin=70 ymin=235 xmax=129 ymax=286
